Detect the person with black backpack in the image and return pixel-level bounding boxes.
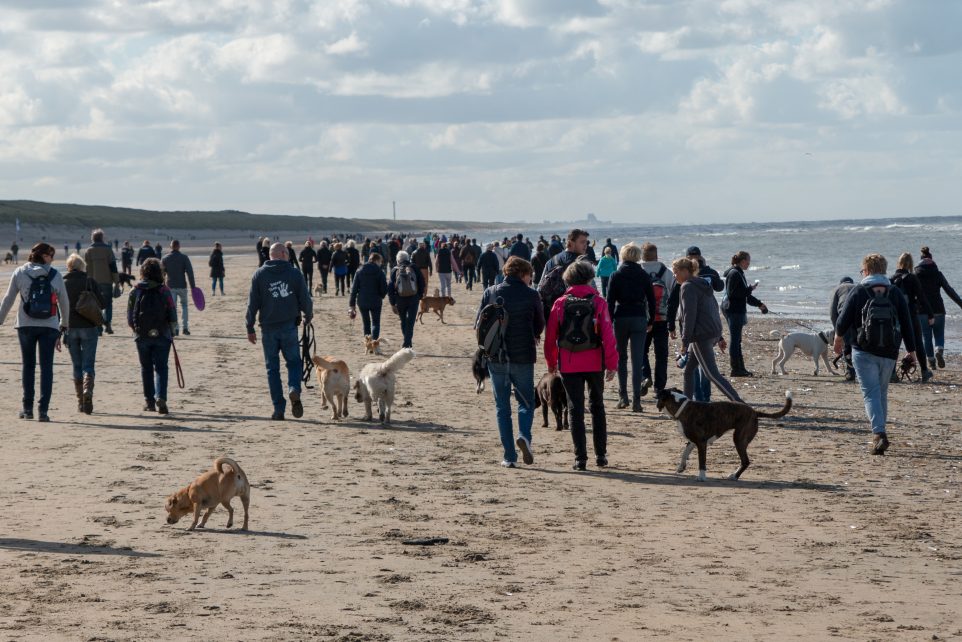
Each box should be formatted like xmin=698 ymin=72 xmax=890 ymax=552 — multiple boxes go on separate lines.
xmin=544 ymin=260 xmax=618 ymax=471
xmin=388 ymin=250 xmax=426 ymax=349
xmin=127 ymin=258 xmax=178 ymax=415
xmin=475 ymin=257 xmax=544 ymax=468
xmin=834 ymin=253 xmax=918 ymax=456
xmin=892 ymin=253 xmax=934 ymax=383
xmin=537 ymin=228 xmax=589 ymax=319
xmin=0 ymin=242 xmax=70 ymax=421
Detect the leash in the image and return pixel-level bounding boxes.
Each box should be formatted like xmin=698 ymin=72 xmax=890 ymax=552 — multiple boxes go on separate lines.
xmin=171 ymin=339 xmax=186 ymax=389
xmin=769 ymin=310 xmax=823 ymax=333
xmin=300 ymin=321 xmax=316 ymax=388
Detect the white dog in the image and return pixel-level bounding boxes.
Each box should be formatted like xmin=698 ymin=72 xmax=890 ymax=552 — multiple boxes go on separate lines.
xmin=771 ymin=329 xmax=837 ymax=375
xmin=353 ymin=348 xmax=415 ymax=425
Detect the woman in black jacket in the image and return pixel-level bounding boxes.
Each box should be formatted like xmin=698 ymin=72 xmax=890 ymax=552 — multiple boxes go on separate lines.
xmin=346 ymin=240 xmax=361 ymax=290
xmin=893 ymin=252 xmax=934 ymax=382
xmin=298 ymin=241 xmax=316 ymax=291
xmin=531 ymin=243 xmax=549 ymax=285
xmin=63 ymin=253 xmax=106 ymax=414
xmin=914 ymin=246 xmax=962 ymax=369
xmin=315 ymin=241 xmax=332 ymax=294
xmin=606 ymin=243 xmax=656 ymax=411
xmin=349 ymin=253 xmax=388 ymax=346
xmin=208 ymin=242 xmax=225 ymax=295
xmin=723 ymin=251 xmax=768 ymax=377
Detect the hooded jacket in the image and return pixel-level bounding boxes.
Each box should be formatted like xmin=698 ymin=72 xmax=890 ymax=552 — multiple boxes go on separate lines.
xmin=350 ymin=261 xmax=388 ymax=309
xmin=245 ymin=260 xmax=312 ymax=333
xmin=544 ymin=284 xmax=619 ymax=374
xmin=915 ymin=259 xmax=962 ymax=316
xmin=0 ymin=262 xmax=70 ymax=330
xmin=679 ymin=276 xmax=724 ymax=346
xmin=835 ymin=274 xmax=916 ymax=360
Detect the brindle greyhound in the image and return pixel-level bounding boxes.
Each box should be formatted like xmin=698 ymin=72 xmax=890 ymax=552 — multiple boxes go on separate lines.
xmin=656 ymin=388 xmax=793 ymax=481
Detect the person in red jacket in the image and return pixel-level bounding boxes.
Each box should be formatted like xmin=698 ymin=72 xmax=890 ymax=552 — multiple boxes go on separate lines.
xmin=544 ymin=260 xmax=619 ymax=471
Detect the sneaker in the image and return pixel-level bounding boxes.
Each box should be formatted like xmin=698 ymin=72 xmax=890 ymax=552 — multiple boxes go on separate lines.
xmin=616 ymin=398 xmax=629 ymax=410
xmin=596 ymin=456 xmax=608 ymax=468
xmin=156 ymin=399 xmax=169 ymax=415
xmin=516 ymin=437 xmax=534 ymax=465
xmin=271 ymin=411 xmax=285 ymax=421
xmin=640 ymin=377 xmax=652 ymax=397
xmin=183 ymin=328 xmax=191 ymax=336
xmin=936 ymin=350 xmax=945 ymax=369
xmin=922 ymin=369 xmax=934 ymax=383
xmin=38 ymin=413 xmax=50 ymax=423
xmin=289 ymin=391 xmax=303 ymax=418
xmin=872 ymin=433 xmax=890 ymax=456
xmin=143 ymin=401 xmax=156 ymax=412
xmin=500 ymin=460 xmax=517 ymax=468
xmin=573 ymin=460 xmax=587 ymax=471
xmin=18 ymin=409 xmax=33 ymax=420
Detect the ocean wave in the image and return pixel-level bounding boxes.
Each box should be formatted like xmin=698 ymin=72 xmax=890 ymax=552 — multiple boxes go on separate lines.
xmin=884 ymin=223 xmax=923 ymax=229
xmin=780 ymin=264 xmax=801 ymax=270
xmin=747 ymin=265 xmax=769 ymax=271
xmin=843 ymin=225 xmax=875 ymax=232
xmin=777 ymin=285 xmax=802 ymax=291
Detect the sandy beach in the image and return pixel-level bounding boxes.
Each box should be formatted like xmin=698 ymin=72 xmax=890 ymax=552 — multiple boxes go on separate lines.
xmin=1 ymin=248 xmax=960 ymax=641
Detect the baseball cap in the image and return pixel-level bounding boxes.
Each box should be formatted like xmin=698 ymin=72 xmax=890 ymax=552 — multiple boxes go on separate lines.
xmin=686 ymin=246 xmax=701 ymax=256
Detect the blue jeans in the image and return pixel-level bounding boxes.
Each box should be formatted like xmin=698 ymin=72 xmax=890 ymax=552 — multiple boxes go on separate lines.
xmin=136 ymin=336 xmax=171 ymax=401
xmin=918 ymin=313 xmax=946 ymax=359
xmin=261 ymin=324 xmax=302 ymax=413
xmin=600 ymin=276 xmax=610 ymax=299
xmin=614 ymin=316 xmax=647 ymax=400
xmin=396 ymin=298 xmax=419 ymax=348
xmin=487 ymin=361 xmax=535 ymax=464
xmin=693 ymin=366 xmax=711 ymax=402
xmin=18 ymin=326 xmax=59 ymax=412
xmin=65 ymin=327 xmax=100 ymax=380
xmin=852 ymin=349 xmax=896 ymax=435
xmin=98 ymin=282 xmax=114 ymax=327
xmin=170 ymin=287 xmax=189 ymax=331
xmin=725 ymin=311 xmax=748 ymax=365
xmin=359 ymin=304 xmax=382 ymax=339
xmin=211 ymin=277 xmax=224 ymax=294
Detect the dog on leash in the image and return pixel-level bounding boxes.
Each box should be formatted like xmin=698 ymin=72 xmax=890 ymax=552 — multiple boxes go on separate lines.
xmin=771 ymin=329 xmax=837 ymax=376
xmin=354 ymin=348 xmax=415 ymax=425
xmin=364 ymin=335 xmax=383 ymax=355
xmin=312 ymin=355 xmax=350 ymax=420
xmin=417 ymin=289 xmax=455 ymax=324
xmin=471 ymin=348 xmax=489 ymax=393
xmin=655 ymin=389 xmax=793 ymax=481
xmin=534 ymin=371 xmax=568 ymax=430
xmin=165 ymin=456 xmax=250 ymax=531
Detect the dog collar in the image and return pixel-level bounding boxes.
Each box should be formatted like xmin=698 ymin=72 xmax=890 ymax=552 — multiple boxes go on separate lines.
xmin=668 ymin=399 xmax=690 ymax=420
xmin=817 ymin=331 xmax=829 ymax=345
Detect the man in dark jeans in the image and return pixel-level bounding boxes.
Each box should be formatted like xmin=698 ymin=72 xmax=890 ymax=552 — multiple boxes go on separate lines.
xmin=388 ymin=250 xmax=426 ymax=349
xmin=246 ymin=243 xmax=313 ymax=420
xmin=475 ymin=257 xmax=544 ymax=468
xmin=84 ymin=228 xmax=120 ymax=334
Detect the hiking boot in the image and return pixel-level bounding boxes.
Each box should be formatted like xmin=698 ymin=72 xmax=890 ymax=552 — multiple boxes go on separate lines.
xmin=596 ymin=456 xmax=608 ymax=468
xmin=82 ymin=374 xmax=94 ymax=415
xmin=270 ymin=411 xmax=285 ymax=421
xmin=73 ymin=378 xmax=84 ymax=412
xmin=922 ymin=369 xmax=934 ymax=383
xmin=289 ymin=391 xmax=304 ymax=418
xmin=516 ymin=436 xmax=534 ymax=465
xmin=936 ymin=348 xmax=945 ymax=369
xmin=156 ymin=399 xmax=168 ymax=415
xmin=872 ymin=433 xmax=890 ymax=456
xmin=640 ymin=377 xmax=652 ymax=397
xmin=19 ymin=409 xmax=33 ymax=420
xmin=573 ymin=460 xmax=587 ymax=471
xmin=143 ymin=399 xmax=156 ymax=412
xmin=632 ymin=399 xmax=643 ymax=413
xmin=183 ymin=328 xmax=191 ymax=336
xmin=500 ymin=460 xmax=517 ymax=468
xmin=928 ymin=357 xmax=937 ymax=370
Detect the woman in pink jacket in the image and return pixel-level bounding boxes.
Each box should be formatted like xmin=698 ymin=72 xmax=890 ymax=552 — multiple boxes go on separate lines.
xmin=544 ymin=260 xmax=619 ymax=471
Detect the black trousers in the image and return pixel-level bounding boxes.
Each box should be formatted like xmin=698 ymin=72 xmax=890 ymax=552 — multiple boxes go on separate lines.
xmin=318 ymin=267 xmax=330 ymax=292
xmin=642 ymin=321 xmax=669 ymax=392
xmin=302 ymin=267 xmax=313 ymax=290
xmin=561 ymin=371 xmax=607 ymax=462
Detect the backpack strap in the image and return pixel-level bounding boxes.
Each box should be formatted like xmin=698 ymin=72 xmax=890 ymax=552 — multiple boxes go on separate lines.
xmin=655 ymin=264 xmax=666 ymax=279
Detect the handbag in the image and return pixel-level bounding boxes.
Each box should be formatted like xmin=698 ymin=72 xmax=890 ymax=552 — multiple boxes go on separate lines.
xmin=76 ymin=279 xmax=105 ymax=325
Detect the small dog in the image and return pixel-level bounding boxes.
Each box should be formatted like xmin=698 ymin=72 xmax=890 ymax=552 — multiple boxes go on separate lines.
xmin=656 ymin=389 xmax=793 ymax=481
xmin=535 ymin=371 xmax=568 ymax=430
xmin=771 ymin=329 xmax=837 ymax=376
xmin=364 ymin=335 xmax=383 ymax=355
xmin=3 ymin=252 xmax=13 ymax=264
xmin=312 ymin=355 xmax=350 ymax=420
xmin=165 ymin=456 xmax=250 ymax=531
xmin=354 ymin=348 xmax=415 ymax=425
xmin=417 ymin=292 xmax=455 ymax=324
xmin=313 ymin=284 xmax=324 ymax=297
xmin=472 ymin=348 xmax=489 ymax=393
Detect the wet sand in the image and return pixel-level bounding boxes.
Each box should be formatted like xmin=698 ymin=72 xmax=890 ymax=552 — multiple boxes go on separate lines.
xmin=1 ymin=249 xmax=960 ymax=641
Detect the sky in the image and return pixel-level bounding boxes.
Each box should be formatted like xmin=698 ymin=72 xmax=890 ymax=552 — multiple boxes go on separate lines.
xmin=2 ymin=0 xmax=961 ymax=224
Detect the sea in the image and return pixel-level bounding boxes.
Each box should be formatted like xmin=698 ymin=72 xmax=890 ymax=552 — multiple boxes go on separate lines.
xmin=521 ymin=216 xmax=962 ymax=351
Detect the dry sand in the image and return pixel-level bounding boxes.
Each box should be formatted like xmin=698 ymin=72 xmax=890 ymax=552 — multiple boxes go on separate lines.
xmin=1 ymin=249 xmax=961 ymax=641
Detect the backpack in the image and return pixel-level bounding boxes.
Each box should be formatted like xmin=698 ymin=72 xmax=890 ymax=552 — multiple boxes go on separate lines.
xmin=395 ymin=264 xmax=418 ymax=297
xmin=133 ymin=287 xmax=169 ymax=338
xmin=857 ymin=285 xmax=901 ymax=352
xmin=476 ymin=296 xmax=509 ymax=361
xmin=23 ymin=268 xmax=59 ymax=319
xmin=558 ymin=294 xmax=601 ymax=353
xmin=646 ymin=264 xmax=669 ymax=322
xmin=537 ymin=255 xmax=577 ymax=317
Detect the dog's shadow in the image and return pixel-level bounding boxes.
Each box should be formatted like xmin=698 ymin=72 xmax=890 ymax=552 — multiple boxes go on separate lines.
xmin=70 ymin=419 xmax=218 ymax=433
xmin=536 ymin=467 xmax=844 ymax=492
xmin=325 ymin=419 xmax=471 ymax=435
xmin=0 ymin=537 xmax=162 ymax=557
xmin=180 ymin=529 xmax=308 ymax=540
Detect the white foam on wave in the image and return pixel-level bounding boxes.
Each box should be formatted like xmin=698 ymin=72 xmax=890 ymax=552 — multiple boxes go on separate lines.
xmin=747 ymin=265 xmax=769 ymax=271
xmin=777 ymin=285 xmax=801 ymax=291
xmin=780 ymin=264 xmax=801 ymax=270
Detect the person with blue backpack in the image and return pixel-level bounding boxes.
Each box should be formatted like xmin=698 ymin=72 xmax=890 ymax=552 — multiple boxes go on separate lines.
xmin=0 ymin=242 xmax=71 ymax=421
xmin=834 ymin=253 xmax=917 ymax=456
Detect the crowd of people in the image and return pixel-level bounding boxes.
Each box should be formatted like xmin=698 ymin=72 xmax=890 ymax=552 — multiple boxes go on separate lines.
xmin=2 ymin=227 xmax=960 ymax=470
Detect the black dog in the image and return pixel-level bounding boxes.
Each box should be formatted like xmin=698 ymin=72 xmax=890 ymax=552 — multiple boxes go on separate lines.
xmin=655 ymin=388 xmax=792 ymax=481
xmin=534 ymin=372 xmax=568 ymax=431
xmin=472 ymin=348 xmax=489 ymax=393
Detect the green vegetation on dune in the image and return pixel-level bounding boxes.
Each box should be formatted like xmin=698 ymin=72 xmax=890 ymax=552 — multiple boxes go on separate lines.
xmin=0 ymin=200 xmax=500 ymax=233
